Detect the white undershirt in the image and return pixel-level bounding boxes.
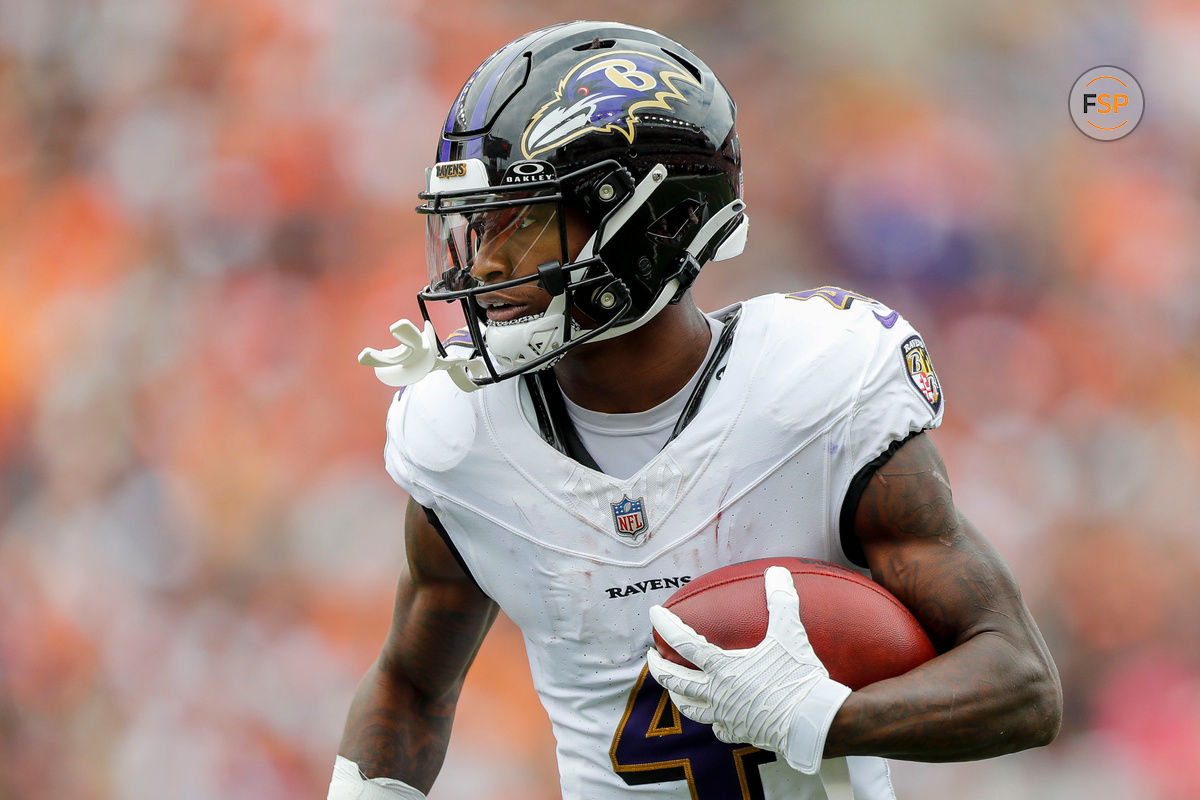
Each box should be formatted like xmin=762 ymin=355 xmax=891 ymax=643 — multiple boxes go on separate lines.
xmin=560 ymin=316 xmax=724 ymax=479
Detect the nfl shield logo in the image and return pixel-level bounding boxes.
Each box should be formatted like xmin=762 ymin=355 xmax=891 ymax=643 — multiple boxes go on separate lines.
xmin=610 ymin=495 xmax=648 ymax=538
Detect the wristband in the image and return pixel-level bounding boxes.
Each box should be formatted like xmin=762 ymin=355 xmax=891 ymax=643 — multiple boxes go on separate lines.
xmin=782 ymin=678 xmax=852 ymax=774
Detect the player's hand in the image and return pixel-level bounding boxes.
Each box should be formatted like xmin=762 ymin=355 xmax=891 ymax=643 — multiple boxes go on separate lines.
xmin=646 ymin=566 xmax=852 ymax=774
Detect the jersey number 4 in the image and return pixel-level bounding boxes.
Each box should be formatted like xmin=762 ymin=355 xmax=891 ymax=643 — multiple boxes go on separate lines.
xmin=609 ymin=666 xmax=776 ymax=799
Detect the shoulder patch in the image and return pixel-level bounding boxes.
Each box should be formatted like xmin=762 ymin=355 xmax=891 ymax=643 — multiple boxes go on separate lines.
xmin=901 ymin=335 xmax=942 ymax=413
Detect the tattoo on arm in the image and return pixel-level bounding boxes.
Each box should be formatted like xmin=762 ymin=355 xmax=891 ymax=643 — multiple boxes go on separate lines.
xmin=344 ymin=599 xmax=498 ymax=786
xmin=338 ymin=500 xmax=498 ymax=790
xmin=827 ymin=434 xmax=1062 ymax=760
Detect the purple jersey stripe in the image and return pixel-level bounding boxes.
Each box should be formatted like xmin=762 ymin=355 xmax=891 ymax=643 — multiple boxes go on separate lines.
xmin=443 ymin=327 xmax=474 ymax=348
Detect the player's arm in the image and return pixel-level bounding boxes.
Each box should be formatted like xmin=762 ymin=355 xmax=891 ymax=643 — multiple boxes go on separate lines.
xmin=826 ymin=432 xmax=1062 ymax=760
xmin=332 ymin=497 xmax=498 ymax=796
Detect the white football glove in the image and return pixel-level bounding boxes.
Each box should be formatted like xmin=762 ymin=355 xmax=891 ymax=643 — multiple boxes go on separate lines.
xmin=646 ymin=565 xmax=852 ymax=774
xmin=328 ymin=755 xmax=426 ymax=800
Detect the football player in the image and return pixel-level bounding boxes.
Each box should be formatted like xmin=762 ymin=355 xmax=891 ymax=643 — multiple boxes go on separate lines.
xmin=330 ymin=20 xmax=1061 ymax=800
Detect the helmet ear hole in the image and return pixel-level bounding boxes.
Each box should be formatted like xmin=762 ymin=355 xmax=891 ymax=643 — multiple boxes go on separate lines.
xmin=649 ymin=198 xmax=707 ymax=244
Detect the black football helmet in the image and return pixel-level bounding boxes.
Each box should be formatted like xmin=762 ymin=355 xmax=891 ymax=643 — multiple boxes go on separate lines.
xmin=406 ymin=21 xmax=747 ymax=387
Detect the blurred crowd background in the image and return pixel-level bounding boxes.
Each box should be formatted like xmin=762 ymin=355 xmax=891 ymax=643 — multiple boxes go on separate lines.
xmin=2 ymin=0 xmax=1198 ymax=798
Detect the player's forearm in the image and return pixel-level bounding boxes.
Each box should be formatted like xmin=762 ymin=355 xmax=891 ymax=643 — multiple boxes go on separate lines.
xmin=338 ymin=660 xmax=458 ymax=792
xmin=824 ymin=629 xmax=1062 ymax=761
xmin=843 ymin=434 xmax=1063 ymax=760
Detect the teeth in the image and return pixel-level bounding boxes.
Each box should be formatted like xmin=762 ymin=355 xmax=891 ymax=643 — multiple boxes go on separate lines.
xmin=489 ymin=311 xmax=544 ymax=327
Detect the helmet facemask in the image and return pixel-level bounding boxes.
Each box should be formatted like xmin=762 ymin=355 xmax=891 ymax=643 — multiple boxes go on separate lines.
xmin=416 ymin=155 xmax=748 ymax=386
xmin=417 ymin=158 xmax=639 ymax=384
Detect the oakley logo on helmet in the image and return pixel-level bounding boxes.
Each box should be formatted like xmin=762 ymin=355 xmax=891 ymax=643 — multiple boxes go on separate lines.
xmin=501 ymin=160 xmax=557 ymax=185
xmin=520 ymin=50 xmax=701 ymax=159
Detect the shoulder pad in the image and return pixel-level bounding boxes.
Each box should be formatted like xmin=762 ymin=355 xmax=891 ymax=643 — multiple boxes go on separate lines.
xmin=387 ymin=371 xmax=479 ymax=474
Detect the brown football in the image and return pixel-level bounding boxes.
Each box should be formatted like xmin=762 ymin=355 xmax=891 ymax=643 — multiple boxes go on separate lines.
xmin=653 ymin=557 xmax=936 ymax=690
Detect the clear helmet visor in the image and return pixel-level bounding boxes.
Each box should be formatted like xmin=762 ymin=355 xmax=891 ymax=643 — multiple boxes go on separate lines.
xmin=424 ymin=189 xmax=567 ymax=295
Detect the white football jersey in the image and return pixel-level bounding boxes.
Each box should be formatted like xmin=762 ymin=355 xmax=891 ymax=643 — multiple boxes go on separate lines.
xmin=384 ymin=290 xmax=944 ymax=800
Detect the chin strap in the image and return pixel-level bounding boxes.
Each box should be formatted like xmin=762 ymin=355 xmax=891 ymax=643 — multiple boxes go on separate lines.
xmin=357 ymin=319 xmax=484 ymax=392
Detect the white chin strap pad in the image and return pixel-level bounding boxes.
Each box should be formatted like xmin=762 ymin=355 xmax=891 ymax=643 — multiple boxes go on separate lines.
xmin=482 ymin=294 xmax=570 ymax=371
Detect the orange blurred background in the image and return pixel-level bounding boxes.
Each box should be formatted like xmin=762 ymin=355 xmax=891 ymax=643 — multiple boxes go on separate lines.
xmin=2 ymin=1 xmax=1198 ymax=798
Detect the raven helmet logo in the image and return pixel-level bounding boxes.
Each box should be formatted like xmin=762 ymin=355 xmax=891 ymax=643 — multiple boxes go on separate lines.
xmin=610 ymin=494 xmax=648 ymax=539
xmin=520 ymin=50 xmax=701 ymax=159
